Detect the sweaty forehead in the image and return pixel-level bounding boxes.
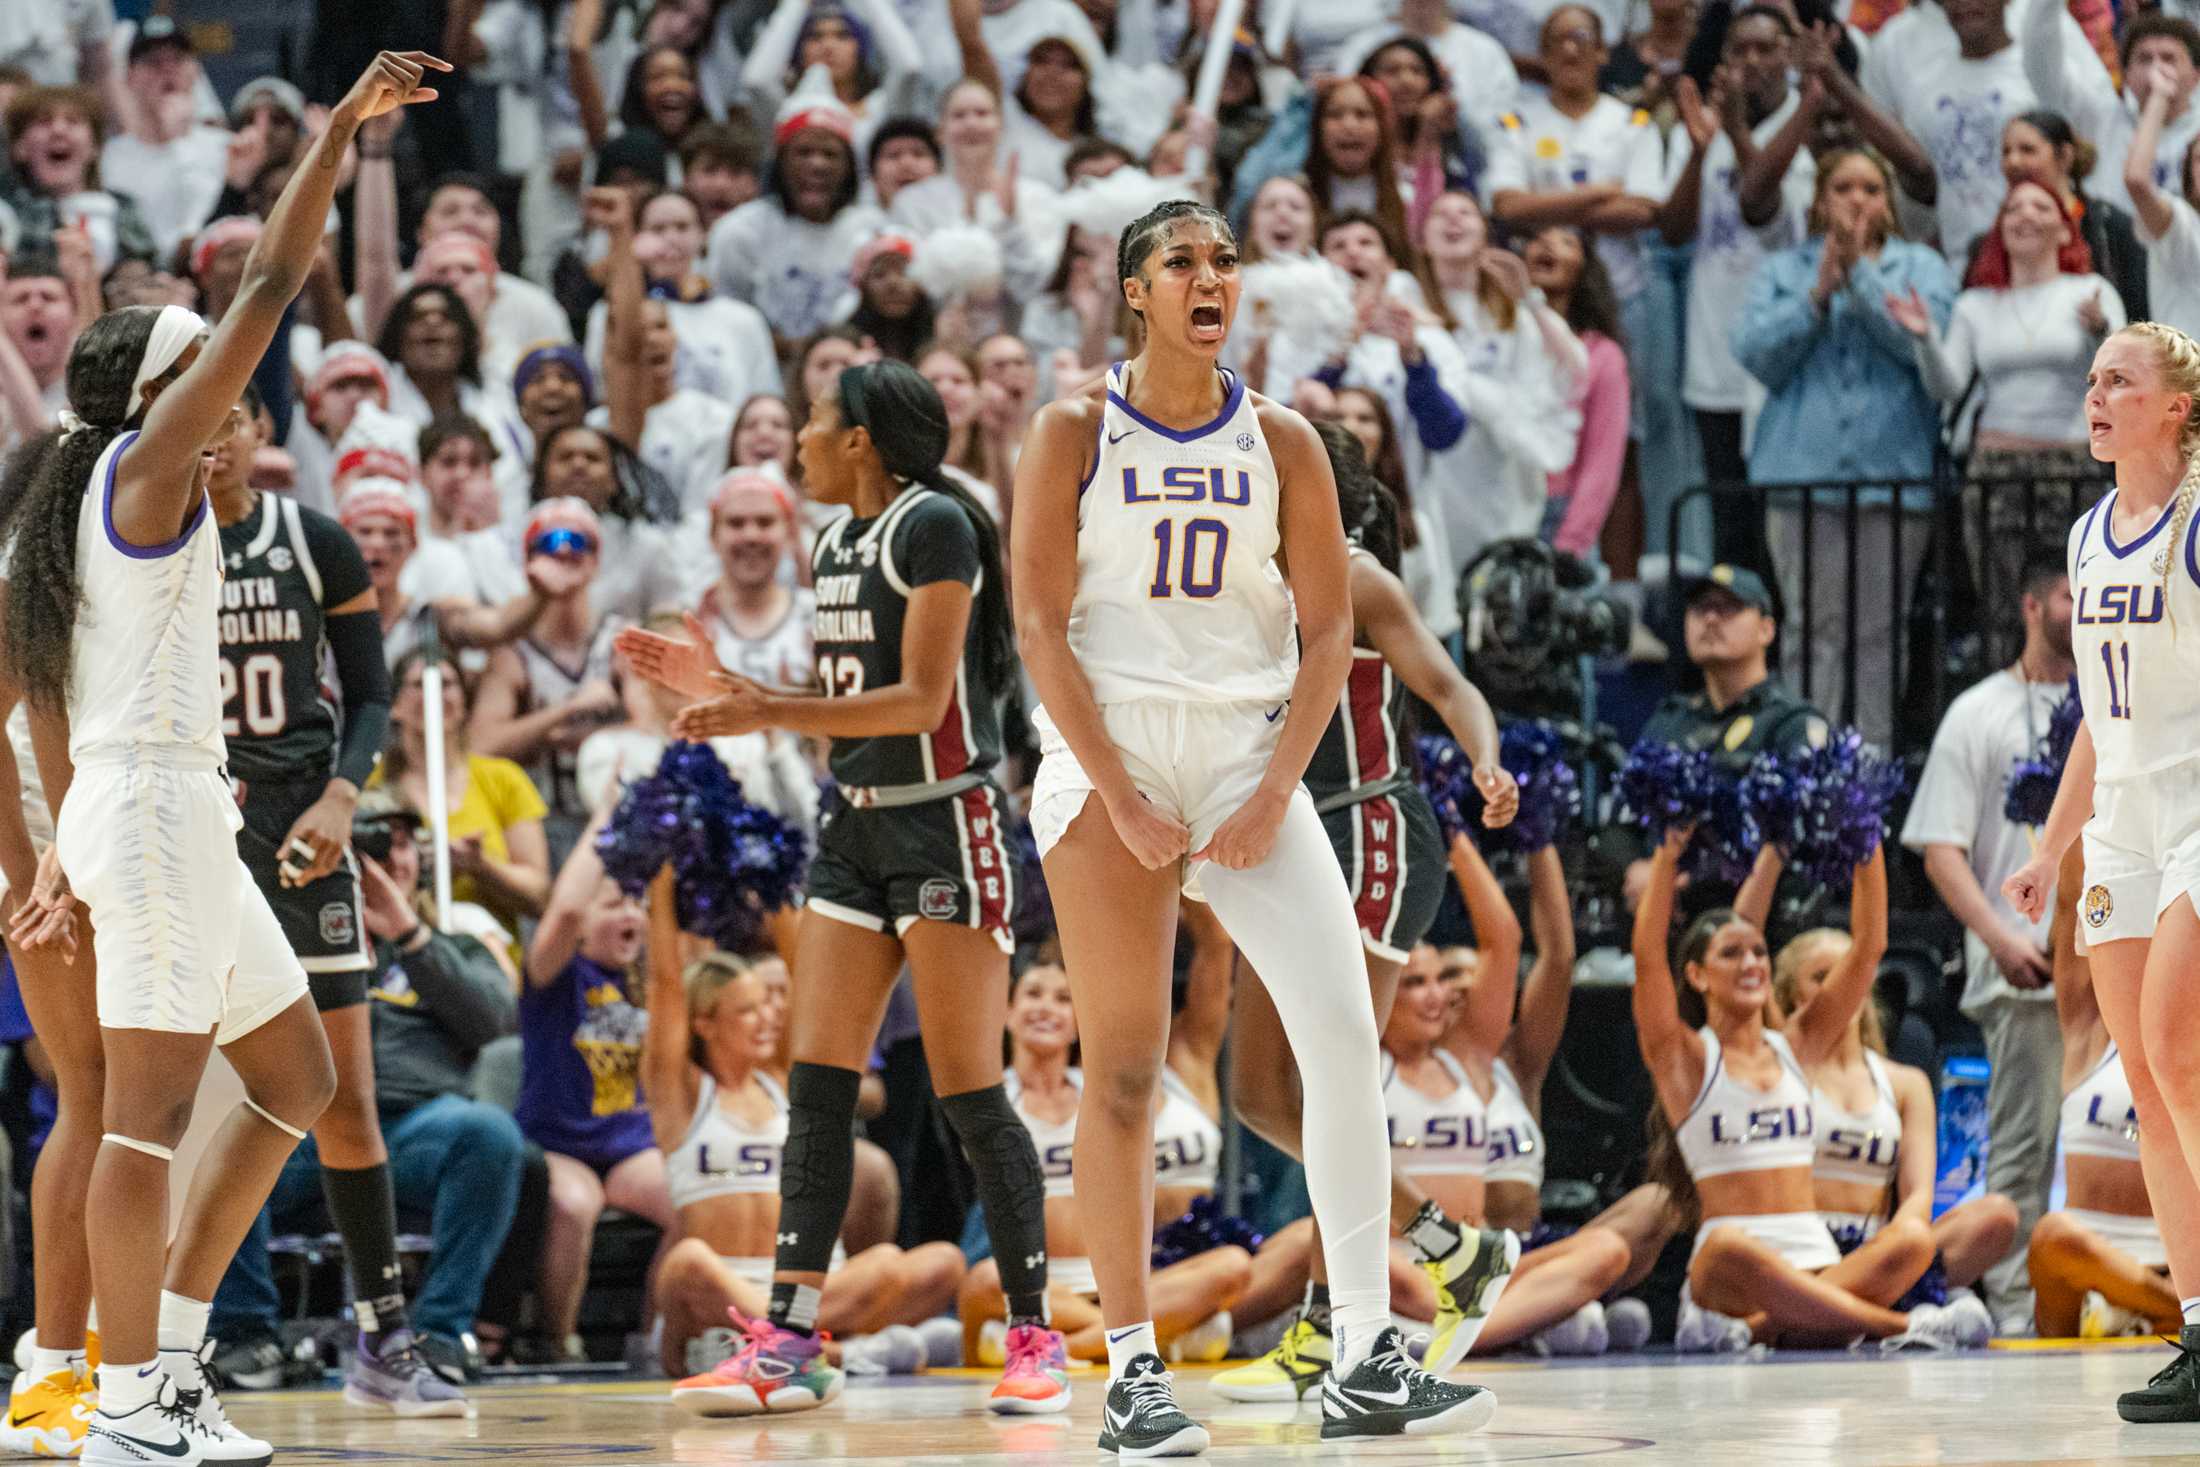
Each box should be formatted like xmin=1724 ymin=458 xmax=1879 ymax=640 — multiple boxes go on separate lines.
xmin=1156 ymin=217 xmax=1233 ymax=253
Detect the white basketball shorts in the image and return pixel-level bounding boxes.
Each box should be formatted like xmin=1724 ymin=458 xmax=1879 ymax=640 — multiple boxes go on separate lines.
xmin=2079 ymin=760 xmax=2200 ymax=950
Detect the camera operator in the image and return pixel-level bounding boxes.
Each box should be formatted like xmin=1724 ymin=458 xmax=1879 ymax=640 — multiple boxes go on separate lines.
xmin=209 ymin=799 xmax=525 ymax=1389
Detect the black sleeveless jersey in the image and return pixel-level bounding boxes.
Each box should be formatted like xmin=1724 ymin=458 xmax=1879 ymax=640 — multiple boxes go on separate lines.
xmin=1305 ymin=647 xmax=1411 ymax=806
xmin=810 ymin=488 xmax=999 ymax=791
xmin=217 ymin=494 xmax=373 ymax=783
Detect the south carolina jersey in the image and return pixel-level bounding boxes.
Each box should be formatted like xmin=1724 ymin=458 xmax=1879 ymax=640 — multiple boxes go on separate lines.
xmin=666 ymin=1070 xmax=788 ymax=1211
xmin=67 ymin=431 xmax=224 ymax=764
xmin=810 ymin=487 xmax=998 ymax=790
xmin=1675 ymin=1028 xmax=1817 ymax=1182
xmin=1812 ymin=1050 xmax=1902 ymax=1191
xmin=1306 ymin=617 xmax=1409 ymax=806
xmin=2068 ymin=490 xmax=2200 ymax=780
xmin=1066 ymin=364 xmax=1296 ymax=707
xmin=2062 ymin=1043 xmax=2141 ymax=1165
xmin=218 ymin=494 xmax=372 ymax=783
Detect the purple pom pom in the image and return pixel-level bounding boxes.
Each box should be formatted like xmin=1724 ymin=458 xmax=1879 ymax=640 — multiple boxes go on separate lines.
xmin=1489 ymin=721 xmax=1581 ymax=854
xmin=1618 ymin=737 xmax=1759 ymax=880
xmin=1415 ymin=734 xmax=1479 ymax=843
xmin=2003 ymin=682 xmax=2081 ymax=827
xmin=595 ymin=741 xmax=811 ymax=949
xmin=1741 ymin=729 xmax=1905 ymax=889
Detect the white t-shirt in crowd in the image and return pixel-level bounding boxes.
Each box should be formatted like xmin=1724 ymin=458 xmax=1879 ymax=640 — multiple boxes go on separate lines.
xmin=583 ymin=295 xmax=780 ymax=413
xmin=584 ymin=391 xmax=737 ymax=518
xmin=2137 ymin=196 xmax=2200 ymax=346
xmin=2018 ymin=0 xmax=2200 ymax=224
xmin=1900 ymin=668 xmax=2065 ymax=1013
xmin=0 ymin=0 xmax=112 ymax=85
xmin=980 ymin=0 xmax=1109 ymax=94
xmin=1334 ymin=20 xmax=1520 ymax=149
xmin=706 ymin=198 xmax=885 ymax=341
xmin=1890 ymin=45 xmax=2040 ymax=259
xmin=99 ymin=125 xmax=228 ymax=263
xmin=1685 ymin=91 xmax=1816 ymax=414
xmin=1481 ymin=94 xmax=1667 ymax=298
xmin=1915 ymin=274 xmax=2126 ymax=441
xmin=1288 ymin=0 xmax=1390 ymax=75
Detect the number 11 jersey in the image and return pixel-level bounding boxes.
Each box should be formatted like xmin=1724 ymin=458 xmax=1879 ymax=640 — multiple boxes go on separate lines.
xmin=2068 ymin=488 xmax=2200 ymax=781
xmin=1068 ymin=363 xmax=1297 ymax=708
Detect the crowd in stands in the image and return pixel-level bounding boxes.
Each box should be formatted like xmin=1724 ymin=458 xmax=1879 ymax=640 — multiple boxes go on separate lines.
xmin=0 ymin=0 xmax=2174 ymax=1376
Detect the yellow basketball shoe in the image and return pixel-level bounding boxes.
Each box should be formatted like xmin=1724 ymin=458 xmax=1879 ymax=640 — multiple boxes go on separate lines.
xmin=1213 ymin=1313 xmax=1333 ymax=1403
xmin=1418 ymin=1226 xmax=1521 ymax=1376
xmin=0 ymin=1369 xmax=95 ymax=1458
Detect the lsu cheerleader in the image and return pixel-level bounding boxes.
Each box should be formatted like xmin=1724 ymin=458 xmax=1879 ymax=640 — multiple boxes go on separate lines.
xmin=637 ymin=872 xmax=967 ymax=1405
xmin=2029 ymin=844 xmax=2182 ymax=1338
xmin=1216 ymin=424 xmax=1521 ymax=1402
xmin=2003 ymin=321 xmax=2200 ymax=1420
xmin=956 ymin=954 xmax=1315 ymax=1366
xmin=1635 ymin=834 xmax=1993 ymax=1349
xmin=1752 ymin=859 xmax=2019 ymax=1310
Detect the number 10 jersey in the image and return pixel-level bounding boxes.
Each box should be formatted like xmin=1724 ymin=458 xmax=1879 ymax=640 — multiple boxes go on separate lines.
xmin=1068 ymin=363 xmax=1298 ymax=708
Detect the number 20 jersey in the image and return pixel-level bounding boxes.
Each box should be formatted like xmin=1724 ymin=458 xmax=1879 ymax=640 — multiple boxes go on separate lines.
xmin=1068 ymin=364 xmax=1297 ymax=707
xmin=2068 ymin=489 xmax=2200 ymax=781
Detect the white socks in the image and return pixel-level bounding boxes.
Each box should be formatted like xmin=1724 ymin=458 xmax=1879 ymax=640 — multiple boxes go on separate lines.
xmin=1200 ymin=799 xmax=1393 ymax=1376
xmin=1104 ymin=1322 xmax=1158 ymax=1377
xmin=28 ymin=1346 xmax=71 ymax=1381
xmin=95 ymin=1363 xmax=159 ymax=1416
xmin=156 ymin=1291 xmax=210 ymax=1356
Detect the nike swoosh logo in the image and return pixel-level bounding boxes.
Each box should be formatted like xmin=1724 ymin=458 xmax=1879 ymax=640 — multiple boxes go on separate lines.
xmin=1108 ymin=429 xmax=1139 ymax=444
xmin=1345 ymin=1382 xmax=1413 ymax=1406
xmin=1105 ymin=1327 xmax=1143 ymax=1342
xmin=92 ymin=1430 xmax=191 ymax=1459
xmin=1265 ymin=705 xmax=1285 ymax=723
xmin=9 ymin=1411 xmax=39 ymax=1428
xmin=1105 ymin=1404 xmax=1136 ymax=1431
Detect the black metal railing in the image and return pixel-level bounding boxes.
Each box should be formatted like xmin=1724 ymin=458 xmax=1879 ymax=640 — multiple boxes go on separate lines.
xmin=1668 ymin=464 xmax=2110 ymax=759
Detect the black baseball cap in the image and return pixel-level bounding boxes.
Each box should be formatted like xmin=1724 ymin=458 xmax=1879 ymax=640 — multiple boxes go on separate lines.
xmin=127 ymin=16 xmax=194 ymax=65
xmin=1682 ymin=563 xmax=1775 ymax=615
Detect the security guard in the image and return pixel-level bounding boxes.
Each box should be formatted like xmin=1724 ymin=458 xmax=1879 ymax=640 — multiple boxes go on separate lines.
xmin=1641 ymin=564 xmax=1828 ymax=766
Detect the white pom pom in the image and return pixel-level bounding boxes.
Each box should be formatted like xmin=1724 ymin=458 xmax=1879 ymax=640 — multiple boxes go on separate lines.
xmin=907 ymin=224 xmax=1005 ymax=300
xmin=1055 ymin=168 xmax=1185 ymax=242
xmin=1240 ymin=256 xmax=1356 ymax=359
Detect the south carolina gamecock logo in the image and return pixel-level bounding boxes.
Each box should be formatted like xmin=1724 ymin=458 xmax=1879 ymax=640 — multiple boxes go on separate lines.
xmin=2085 ymin=884 xmax=2114 ymax=929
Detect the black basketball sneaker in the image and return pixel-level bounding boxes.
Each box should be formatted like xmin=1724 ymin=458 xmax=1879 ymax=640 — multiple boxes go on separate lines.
xmin=1321 ymin=1326 xmax=1498 ymax=1441
xmin=1097 ymin=1354 xmax=1209 ymax=1458
xmin=2120 ymin=1326 xmax=2200 ymax=1423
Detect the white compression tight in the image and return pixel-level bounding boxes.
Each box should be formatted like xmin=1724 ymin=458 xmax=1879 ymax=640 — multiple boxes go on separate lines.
xmin=1198 ymin=794 xmax=1392 ymax=1367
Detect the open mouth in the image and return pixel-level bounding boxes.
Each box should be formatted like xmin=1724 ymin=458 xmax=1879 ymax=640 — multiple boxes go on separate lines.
xmin=1190 ymin=300 xmax=1225 ymax=339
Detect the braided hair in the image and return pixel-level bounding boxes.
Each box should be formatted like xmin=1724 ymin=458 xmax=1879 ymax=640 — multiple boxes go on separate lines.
xmin=833 ymin=360 xmax=1016 ymax=695
xmin=0 ymin=306 xmax=166 ymax=711
xmin=1315 ymin=419 xmax=1404 ymax=576
xmin=1117 ymin=200 xmax=1234 ymax=321
xmin=2121 ymin=322 xmax=2200 ymax=632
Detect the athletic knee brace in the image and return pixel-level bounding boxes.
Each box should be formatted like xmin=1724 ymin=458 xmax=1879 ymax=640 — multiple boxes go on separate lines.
xmin=939 ymin=1084 xmax=1050 ymax=1318
xmin=244 ymin=1097 xmax=308 ymax=1140
xmin=102 ymin=1133 xmax=174 ymax=1162
xmin=776 ymin=1063 xmax=861 ymax=1276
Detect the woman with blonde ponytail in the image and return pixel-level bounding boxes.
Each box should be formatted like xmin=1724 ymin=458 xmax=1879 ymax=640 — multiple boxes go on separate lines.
xmin=2004 ymin=318 xmax=2200 ymax=1423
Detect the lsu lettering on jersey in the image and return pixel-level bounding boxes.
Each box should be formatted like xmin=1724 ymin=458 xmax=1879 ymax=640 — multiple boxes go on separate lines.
xmin=1068 ymin=364 xmax=1297 ymax=706
xmin=2068 ymin=489 xmax=2200 ymax=780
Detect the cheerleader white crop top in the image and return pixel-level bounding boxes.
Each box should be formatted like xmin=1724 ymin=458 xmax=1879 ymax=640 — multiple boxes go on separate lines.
xmin=1812 ymin=1049 xmax=1902 ymax=1190
xmin=2062 ymin=1043 xmax=2141 ymax=1166
xmin=1484 ymin=1057 xmax=1546 ymax=1189
xmin=1385 ymin=1047 xmax=1488 ymax=1177
xmin=666 ymin=1071 xmax=788 ymax=1211
xmin=1008 ymin=1066 xmax=1222 ymax=1197
xmin=1675 ymin=1028 xmax=1817 ymax=1182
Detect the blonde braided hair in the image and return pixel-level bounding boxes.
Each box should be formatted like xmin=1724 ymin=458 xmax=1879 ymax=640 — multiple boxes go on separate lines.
xmin=2118 ymin=322 xmax=2200 ymax=631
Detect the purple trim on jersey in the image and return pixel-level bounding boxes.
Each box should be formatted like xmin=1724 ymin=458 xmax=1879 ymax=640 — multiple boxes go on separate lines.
xmin=2101 ymin=488 xmax=2176 ymax=560
xmin=1105 ymin=366 xmax=1244 ymax=444
xmin=2185 ymin=494 xmax=2200 ymax=588
xmin=102 ymin=431 xmax=207 ymax=560
xmin=1077 ymin=390 xmax=1105 ymax=496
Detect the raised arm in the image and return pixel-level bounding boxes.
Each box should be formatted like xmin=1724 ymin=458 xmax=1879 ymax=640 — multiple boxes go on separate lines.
xmin=114 ymin=53 xmax=445 ymax=547
xmin=353 ymin=110 xmax=404 ymax=342
xmin=524 ymin=798 xmax=615 ymax=986
xmin=596 ymin=189 xmax=649 ymax=452
xmin=1443 ymin=833 xmax=1524 ymax=1062
xmin=2126 ymin=81 xmax=2178 ymax=241
xmin=738 ymin=0 xmax=812 ymax=108
xmin=950 ymin=0 xmax=1002 ymax=103
xmin=1502 ymin=844 xmax=1577 ymax=1098
xmin=565 ymin=0 xmax=611 ymax=148
xmin=1631 ymin=828 xmax=1709 ymax=1117
xmin=1350 ymin=554 xmax=1517 ymax=824
xmin=1785 ymin=846 xmax=1889 ymax=1065
xmin=642 ymin=866 xmax=704 ymax=1149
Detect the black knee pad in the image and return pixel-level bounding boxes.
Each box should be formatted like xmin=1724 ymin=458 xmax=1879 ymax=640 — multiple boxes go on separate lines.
xmin=939 ymin=1085 xmax=1050 ymax=1313
xmin=778 ymin=1063 xmax=862 ymax=1275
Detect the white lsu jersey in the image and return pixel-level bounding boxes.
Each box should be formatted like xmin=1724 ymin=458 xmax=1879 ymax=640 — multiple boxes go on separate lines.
xmin=2068 ymin=489 xmax=2200 ymax=781
xmin=1066 ymin=364 xmax=1298 ymax=707
xmin=68 ymin=431 xmax=226 ymax=765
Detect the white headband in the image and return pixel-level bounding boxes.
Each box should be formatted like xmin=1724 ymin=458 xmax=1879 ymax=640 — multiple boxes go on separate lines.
xmin=129 ymin=305 xmax=208 ymax=420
